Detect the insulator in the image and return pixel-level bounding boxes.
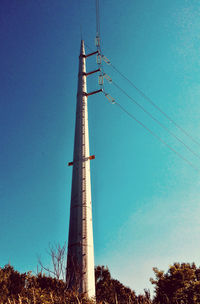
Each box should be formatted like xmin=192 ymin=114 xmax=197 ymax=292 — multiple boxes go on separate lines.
xmin=98 ymin=75 xmax=104 ymax=85
xmin=102 ymin=55 xmax=110 ymax=65
xmin=96 ymin=54 xmax=101 ymax=64
xmin=103 ymin=73 xmax=112 ymax=83
xmin=95 ymin=36 xmax=100 ymax=47
xmin=105 ymin=93 xmax=115 ymax=104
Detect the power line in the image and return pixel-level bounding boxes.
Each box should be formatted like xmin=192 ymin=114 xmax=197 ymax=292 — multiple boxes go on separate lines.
xmin=78 ymin=0 xmax=83 ymax=39
xmin=86 ymin=44 xmax=200 ymax=171
xmin=115 ymin=102 xmax=200 ymax=172
xmin=112 ymin=80 xmax=200 ymax=161
xmin=84 ymin=44 xmax=200 ymax=172
xmin=96 ymin=0 xmax=100 ymax=37
xmin=108 ymin=61 xmax=200 ymax=147
xmin=86 ymin=40 xmax=200 ymax=156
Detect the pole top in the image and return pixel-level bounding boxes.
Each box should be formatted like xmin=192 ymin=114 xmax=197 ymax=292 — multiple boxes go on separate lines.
xmin=80 ymin=40 xmax=85 ymax=56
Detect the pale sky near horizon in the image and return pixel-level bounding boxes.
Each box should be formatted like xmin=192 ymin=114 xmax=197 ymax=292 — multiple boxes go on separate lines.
xmin=1 ymin=0 xmax=200 ymax=295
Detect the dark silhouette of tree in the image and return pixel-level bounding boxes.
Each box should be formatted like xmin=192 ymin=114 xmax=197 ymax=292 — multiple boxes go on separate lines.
xmin=0 ymin=264 xmax=93 ymax=304
xmin=0 ymin=263 xmax=152 ymax=303
xmin=95 ymin=265 xmax=150 ymax=304
xmin=151 ymin=262 xmax=200 ymax=304
xmin=0 ymin=264 xmax=26 ymax=302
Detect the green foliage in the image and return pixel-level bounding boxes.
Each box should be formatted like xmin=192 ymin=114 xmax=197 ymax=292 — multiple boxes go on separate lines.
xmin=95 ymin=266 xmax=150 ymax=304
xmin=0 ymin=264 xmax=26 ymax=302
xmin=0 ymin=265 xmax=93 ymax=304
xmin=151 ymin=262 xmax=200 ymax=304
xmin=3 ymin=261 xmax=200 ymax=303
xmin=0 ymin=264 xmax=152 ymax=304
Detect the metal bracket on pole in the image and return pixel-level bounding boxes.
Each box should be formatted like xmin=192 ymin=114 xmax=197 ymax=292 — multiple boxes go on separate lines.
xmin=85 ymin=89 xmax=103 ymax=97
xmin=86 ymin=51 xmax=98 ymax=58
xmin=68 ymin=155 xmax=95 ymax=166
xmin=81 ymin=68 xmax=100 ymax=77
xmin=80 ymin=51 xmax=98 ymax=59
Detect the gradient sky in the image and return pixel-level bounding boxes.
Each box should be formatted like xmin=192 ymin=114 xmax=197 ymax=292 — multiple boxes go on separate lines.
xmin=1 ymin=0 xmax=200 ymax=295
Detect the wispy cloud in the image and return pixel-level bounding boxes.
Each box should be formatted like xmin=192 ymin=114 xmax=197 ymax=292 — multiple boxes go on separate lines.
xmin=96 ymin=181 xmax=200 ymax=294
xmin=172 ymin=2 xmax=200 ymax=69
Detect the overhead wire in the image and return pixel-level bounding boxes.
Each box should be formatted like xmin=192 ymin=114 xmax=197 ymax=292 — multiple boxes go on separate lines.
xmin=78 ymin=0 xmax=83 ymax=39
xmin=96 ymin=0 xmax=100 ymax=38
xmin=112 ymin=80 xmax=200 ymax=161
xmin=107 ymin=60 xmax=200 ymax=148
xmin=94 ymin=3 xmax=199 ymax=150
xmin=85 ymin=51 xmax=200 ymax=171
xmin=92 ymin=1 xmax=200 ymax=172
xmin=115 ymin=102 xmax=200 ymax=172
xmin=95 ymin=0 xmax=107 ymax=95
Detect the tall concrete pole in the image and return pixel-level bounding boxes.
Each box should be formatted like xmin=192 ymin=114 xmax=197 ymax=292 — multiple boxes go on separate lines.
xmin=66 ymin=40 xmax=95 ymax=299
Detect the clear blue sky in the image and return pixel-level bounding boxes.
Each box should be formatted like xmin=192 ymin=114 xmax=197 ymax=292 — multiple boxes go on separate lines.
xmin=1 ymin=0 xmax=200 ymax=295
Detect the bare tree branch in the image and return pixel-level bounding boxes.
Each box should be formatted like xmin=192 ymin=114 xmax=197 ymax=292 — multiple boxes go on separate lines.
xmin=38 ymin=242 xmax=67 ymax=280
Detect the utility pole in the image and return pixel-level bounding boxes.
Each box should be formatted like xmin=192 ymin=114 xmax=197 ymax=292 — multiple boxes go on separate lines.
xmin=66 ymin=40 xmax=101 ymax=299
